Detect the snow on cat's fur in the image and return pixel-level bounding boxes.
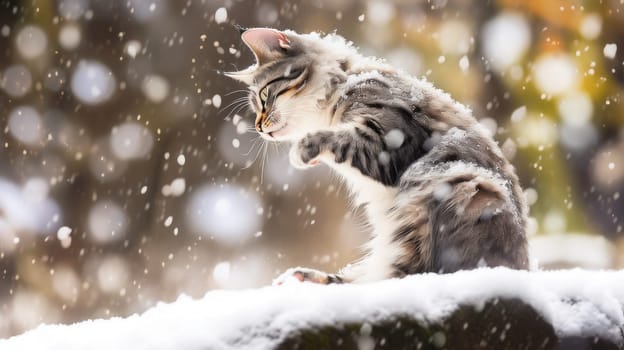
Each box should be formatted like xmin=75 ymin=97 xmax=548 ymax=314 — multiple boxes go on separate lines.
xmin=226 ymin=28 xmax=528 ymax=283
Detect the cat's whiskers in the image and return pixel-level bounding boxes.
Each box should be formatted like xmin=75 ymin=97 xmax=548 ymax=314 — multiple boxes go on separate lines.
xmin=242 ymin=137 xmax=267 ymax=171
xmin=260 ymin=141 xmax=269 ymax=184
xmin=221 ymin=96 xmax=248 ymax=111
xmin=243 ymin=135 xmax=262 ymax=157
xmin=220 ymin=96 xmax=251 ymax=119
xmin=232 ymin=103 xmax=252 ymax=119
xmin=227 ymin=105 xmax=253 ymax=124
xmin=271 ymin=140 xmax=280 ymax=154
xmin=224 ymin=89 xmax=250 ymax=97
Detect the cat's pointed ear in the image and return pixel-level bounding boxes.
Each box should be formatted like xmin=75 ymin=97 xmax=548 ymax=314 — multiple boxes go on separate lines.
xmin=241 ymin=28 xmax=291 ymax=65
xmin=223 ymin=66 xmax=255 ymax=85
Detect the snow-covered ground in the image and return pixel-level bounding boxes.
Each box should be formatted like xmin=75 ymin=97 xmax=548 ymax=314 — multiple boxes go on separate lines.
xmin=1 ymin=268 xmax=622 ymax=349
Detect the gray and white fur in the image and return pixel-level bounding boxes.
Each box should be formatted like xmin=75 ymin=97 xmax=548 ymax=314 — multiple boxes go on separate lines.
xmin=226 ymin=28 xmax=528 ymax=284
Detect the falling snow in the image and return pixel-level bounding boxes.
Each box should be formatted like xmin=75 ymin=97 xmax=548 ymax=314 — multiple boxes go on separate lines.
xmin=212 ymin=94 xmax=222 ymax=108
xmin=510 ymin=105 xmax=527 ymax=123
xmin=215 ymin=7 xmax=228 ymax=24
xmin=0 ymin=1 xmax=623 ymax=346
xmin=459 ymin=55 xmax=469 ymax=71
xmin=603 ymin=43 xmax=617 ymax=59
xmin=56 ymin=226 xmax=72 ymax=241
xmin=125 ymin=40 xmax=142 ymax=58
xmin=384 ymin=129 xmax=405 ymax=149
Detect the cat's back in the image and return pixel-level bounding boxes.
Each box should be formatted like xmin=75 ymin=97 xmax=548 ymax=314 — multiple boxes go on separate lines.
xmin=339 ymin=67 xmax=530 ymax=274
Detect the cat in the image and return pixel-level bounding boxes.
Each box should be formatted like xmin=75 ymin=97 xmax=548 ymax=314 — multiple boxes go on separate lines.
xmin=225 ymin=27 xmax=529 ymax=284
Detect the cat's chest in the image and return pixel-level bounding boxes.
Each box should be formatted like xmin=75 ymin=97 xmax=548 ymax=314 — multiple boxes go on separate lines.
xmin=327 ymin=161 xmax=397 ymax=207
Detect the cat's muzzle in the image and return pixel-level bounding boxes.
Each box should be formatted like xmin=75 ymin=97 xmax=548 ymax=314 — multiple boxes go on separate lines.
xmin=255 ymin=112 xmax=285 ymax=138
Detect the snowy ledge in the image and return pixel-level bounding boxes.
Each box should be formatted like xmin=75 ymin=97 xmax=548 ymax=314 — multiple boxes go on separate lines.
xmin=1 ymin=268 xmax=623 ymax=350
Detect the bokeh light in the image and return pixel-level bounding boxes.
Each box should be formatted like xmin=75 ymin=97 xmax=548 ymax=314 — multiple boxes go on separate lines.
xmin=51 ymin=264 xmax=80 ymax=303
xmin=141 ymin=75 xmax=169 ymax=103
xmin=533 ymin=53 xmax=578 ymax=95
xmin=0 ymin=178 xmax=61 ymax=235
xmin=58 ymin=0 xmax=88 ymax=20
xmin=88 ymin=137 xmax=129 ymax=181
xmin=71 ymin=60 xmax=116 ymax=105
xmin=8 ymin=106 xmax=44 ymax=147
xmin=59 ymin=24 xmax=82 ymax=50
xmin=437 ymin=20 xmax=471 ymax=55
xmin=109 ymin=122 xmax=154 ymax=160
xmin=128 ymin=0 xmax=166 ymax=22
xmin=96 ymin=254 xmax=130 ymax=294
xmin=558 ymin=92 xmax=593 ymax=126
xmin=481 ymin=12 xmax=531 ymax=72
xmin=1 ymin=65 xmax=33 ymax=97
xmin=10 ymin=290 xmax=59 ymax=333
xmin=579 ymin=13 xmax=602 ymax=39
xmin=87 ymin=200 xmax=128 ymax=244
xmin=15 ymin=25 xmax=47 ymax=59
xmin=186 ymin=184 xmax=263 ymax=245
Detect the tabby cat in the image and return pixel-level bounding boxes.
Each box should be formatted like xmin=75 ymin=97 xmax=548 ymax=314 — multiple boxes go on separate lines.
xmin=225 ymin=28 xmax=528 ymax=284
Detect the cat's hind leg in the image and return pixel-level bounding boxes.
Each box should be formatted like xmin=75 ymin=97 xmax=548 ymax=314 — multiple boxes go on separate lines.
xmin=390 ymin=164 xmax=529 ymax=275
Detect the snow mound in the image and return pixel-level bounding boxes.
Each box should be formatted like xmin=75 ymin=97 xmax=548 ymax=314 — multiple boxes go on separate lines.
xmin=1 ymin=268 xmax=623 ymax=349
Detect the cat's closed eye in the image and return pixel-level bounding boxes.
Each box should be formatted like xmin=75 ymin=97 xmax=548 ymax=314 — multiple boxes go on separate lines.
xmin=259 ymin=87 xmax=269 ymax=105
xmin=257 ymin=67 xmax=308 ymax=107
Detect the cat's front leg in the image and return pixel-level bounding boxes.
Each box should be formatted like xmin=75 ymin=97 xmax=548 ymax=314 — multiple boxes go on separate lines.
xmin=290 ymin=128 xmax=397 ymax=185
xmin=273 ymin=267 xmax=346 ymax=285
xmin=288 ymin=131 xmax=335 ymax=169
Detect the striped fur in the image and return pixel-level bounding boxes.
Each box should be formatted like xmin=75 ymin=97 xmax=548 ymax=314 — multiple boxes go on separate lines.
xmin=227 ymin=28 xmax=528 ymax=283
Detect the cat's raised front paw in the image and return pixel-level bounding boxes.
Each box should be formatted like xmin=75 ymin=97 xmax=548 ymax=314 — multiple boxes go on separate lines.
xmin=273 ymin=267 xmax=336 ymax=285
xmin=289 ymin=137 xmax=321 ymax=169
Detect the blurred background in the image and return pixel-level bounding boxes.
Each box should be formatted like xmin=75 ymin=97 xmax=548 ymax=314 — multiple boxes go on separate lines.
xmin=0 ymin=0 xmax=623 ymax=338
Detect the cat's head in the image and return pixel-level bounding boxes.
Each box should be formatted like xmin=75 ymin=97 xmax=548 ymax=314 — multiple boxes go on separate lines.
xmin=225 ymin=28 xmax=355 ymax=141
